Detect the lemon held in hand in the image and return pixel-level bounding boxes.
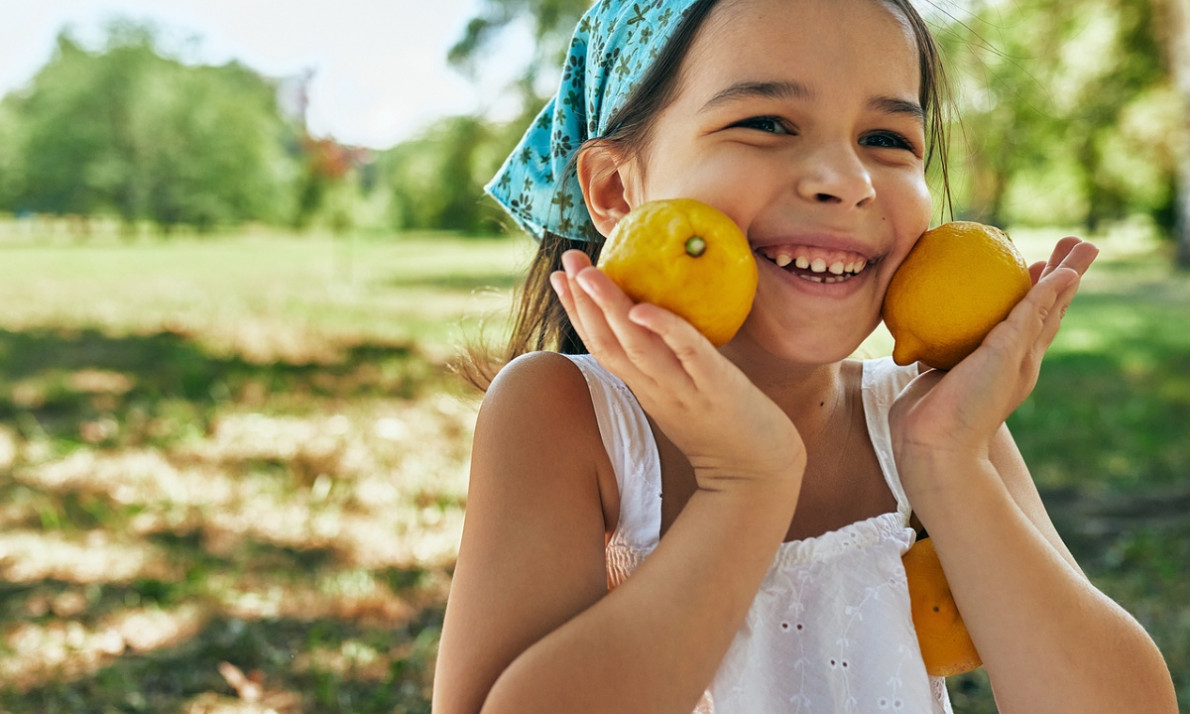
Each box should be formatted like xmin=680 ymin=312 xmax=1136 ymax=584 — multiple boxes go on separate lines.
xmin=598 ymin=198 xmax=758 ymax=347
xmin=883 ymin=221 xmax=1032 ymax=370
xmin=902 ymin=536 xmax=983 ymax=677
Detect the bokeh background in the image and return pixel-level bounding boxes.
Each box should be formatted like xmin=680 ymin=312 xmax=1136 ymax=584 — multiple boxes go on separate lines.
xmin=0 ymin=1 xmax=1186 ymax=712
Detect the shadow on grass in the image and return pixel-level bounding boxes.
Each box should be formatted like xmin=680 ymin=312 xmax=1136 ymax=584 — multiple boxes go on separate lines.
xmin=0 ymin=324 xmax=469 ymax=712
xmin=0 ymin=522 xmax=445 ymax=714
xmin=386 ymin=271 xmax=520 ymax=292
xmin=1011 ymin=317 xmax=1190 ymax=493
xmin=0 ymin=609 xmax=440 ymax=714
xmin=0 ymin=327 xmax=451 ymax=448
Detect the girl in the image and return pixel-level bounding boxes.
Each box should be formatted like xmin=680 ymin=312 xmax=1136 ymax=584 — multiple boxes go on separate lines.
xmin=433 ymin=0 xmax=1177 ymax=712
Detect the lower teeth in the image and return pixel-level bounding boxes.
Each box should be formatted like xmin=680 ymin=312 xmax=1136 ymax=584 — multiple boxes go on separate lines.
xmin=798 ymin=273 xmax=852 ymax=284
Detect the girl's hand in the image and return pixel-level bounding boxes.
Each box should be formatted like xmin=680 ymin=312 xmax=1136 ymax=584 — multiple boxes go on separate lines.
xmin=888 ymin=236 xmax=1099 ymax=467
xmin=550 ymin=249 xmax=805 ymax=494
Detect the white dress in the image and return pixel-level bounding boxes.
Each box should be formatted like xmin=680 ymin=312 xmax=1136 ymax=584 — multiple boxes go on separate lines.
xmin=565 ymin=353 xmax=954 ymax=713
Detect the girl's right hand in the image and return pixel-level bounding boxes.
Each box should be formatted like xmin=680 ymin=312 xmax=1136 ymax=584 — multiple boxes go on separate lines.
xmin=550 ymin=249 xmax=806 ymax=495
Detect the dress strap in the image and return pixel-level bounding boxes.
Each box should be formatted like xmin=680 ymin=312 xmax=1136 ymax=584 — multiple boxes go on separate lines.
xmin=861 ymin=357 xmax=920 ymax=522
xmin=562 ymin=354 xmax=663 ymax=552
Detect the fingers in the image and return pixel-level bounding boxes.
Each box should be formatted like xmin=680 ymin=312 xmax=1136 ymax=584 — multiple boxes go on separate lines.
xmin=550 ymin=250 xmax=696 ymax=393
xmin=625 ymin=302 xmax=725 ymax=386
xmin=994 ymin=238 xmax=1096 ymax=367
xmin=1035 ymin=236 xmax=1095 ymax=280
xmin=1057 ymin=238 xmax=1099 ymax=277
xmin=975 ymin=237 xmax=1097 ymax=390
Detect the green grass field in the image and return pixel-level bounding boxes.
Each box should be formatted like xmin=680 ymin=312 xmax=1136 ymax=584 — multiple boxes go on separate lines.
xmin=0 ymin=226 xmax=1185 ymax=712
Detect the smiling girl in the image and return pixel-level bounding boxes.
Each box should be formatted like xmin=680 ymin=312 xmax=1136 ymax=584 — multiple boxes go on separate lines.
xmin=432 ymin=1 xmax=1177 ymax=712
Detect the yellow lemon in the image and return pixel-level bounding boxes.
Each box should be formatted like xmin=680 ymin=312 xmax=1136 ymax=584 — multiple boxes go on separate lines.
xmin=902 ymin=536 xmax=983 ymax=677
xmin=883 ymin=221 xmax=1032 ymax=370
xmin=598 ymin=198 xmax=757 ymax=347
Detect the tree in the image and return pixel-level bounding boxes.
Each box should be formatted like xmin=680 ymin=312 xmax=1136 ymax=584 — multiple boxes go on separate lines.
xmin=449 ymin=0 xmax=592 ymax=116
xmin=939 ymin=0 xmax=1177 ymax=237
xmin=383 ymin=114 xmax=510 ymax=234
xmin=2 ymin=20 xmax=298 ymax=233
xmin=1164 ymin=0 xmax=1190 ymax=266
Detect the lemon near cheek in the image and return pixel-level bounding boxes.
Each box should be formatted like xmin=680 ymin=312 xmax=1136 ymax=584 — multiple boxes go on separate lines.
xmin=883 ymin=221 xmax=1033 ymax=370
xmin=902 ymin=536 xmax=983 ymax=677
xmin=597 ymin=198 xmax=758 ymax=347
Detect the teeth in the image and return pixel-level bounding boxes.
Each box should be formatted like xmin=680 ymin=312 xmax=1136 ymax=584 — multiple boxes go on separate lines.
xmin=764 ymin=248 xmax=873 ymax=276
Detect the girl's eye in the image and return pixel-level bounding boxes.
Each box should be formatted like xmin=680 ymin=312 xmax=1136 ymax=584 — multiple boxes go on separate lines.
xmin=731 ymin=116 xmax=791 ymax=135
xmin=861 ymin=131 xmax=917 ymax=153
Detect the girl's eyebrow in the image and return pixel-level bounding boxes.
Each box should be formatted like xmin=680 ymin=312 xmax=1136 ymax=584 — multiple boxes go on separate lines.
xmin=698 ymin=80 xmax=811 ymax=112
xmin=699 ymin=79 xmax=925 ymax=126
xmin=869 ymin=96 xmax=925 ymax=125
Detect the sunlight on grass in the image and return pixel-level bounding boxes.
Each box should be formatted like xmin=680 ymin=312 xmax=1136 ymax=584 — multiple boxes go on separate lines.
xmin=1 ymin=604 xmax=207 ymax=692
xmin=0 ymin=232 xmax=525 ymax=361
xmin=0 ymin=231 xmax=488 ymax=708
xmin=0 ymin=530 xmax=181 ymax=584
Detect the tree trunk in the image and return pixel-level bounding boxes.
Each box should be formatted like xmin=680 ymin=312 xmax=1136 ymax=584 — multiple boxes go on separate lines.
xmin=1170 ymin=0 xmax=1190 ymax=267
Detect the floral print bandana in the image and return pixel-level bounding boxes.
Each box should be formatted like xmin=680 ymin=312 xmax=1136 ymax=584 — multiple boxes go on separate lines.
xmin=485 ymin=0 xmax=704 ymax=241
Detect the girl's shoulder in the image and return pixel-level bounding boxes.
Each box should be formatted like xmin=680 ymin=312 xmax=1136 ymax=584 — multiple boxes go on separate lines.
xmin=480 ymin=351 xmax=598 ymax=444
xmin=476 ymin=350 xmax=619 ymax=534
xmin=482 ymin=350 xmax=603 ymax=442
xmin=485 ymin=350 xmax=594 ymax=409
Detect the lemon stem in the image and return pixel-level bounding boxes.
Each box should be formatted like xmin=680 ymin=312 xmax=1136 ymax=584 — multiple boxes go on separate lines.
xmin=685 ymin=236 xmax=707 ymax=257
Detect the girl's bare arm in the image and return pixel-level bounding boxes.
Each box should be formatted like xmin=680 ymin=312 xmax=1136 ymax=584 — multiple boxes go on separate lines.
xmin=890 ymin=237 xmax=1177 ymax=713
xmin=435 ymin=354 xmax=801 ymax=713
xmin=903 ymin=427 xmax=1176 ymax=714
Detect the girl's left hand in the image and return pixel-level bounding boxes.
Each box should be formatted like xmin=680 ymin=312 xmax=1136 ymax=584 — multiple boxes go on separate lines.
xmin=888 ymin=236 xmax=1099 ymax=467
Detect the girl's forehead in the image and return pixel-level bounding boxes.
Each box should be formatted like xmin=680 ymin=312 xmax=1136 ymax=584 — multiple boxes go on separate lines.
xmin=681 ymin=0 xmax=920 ymax=98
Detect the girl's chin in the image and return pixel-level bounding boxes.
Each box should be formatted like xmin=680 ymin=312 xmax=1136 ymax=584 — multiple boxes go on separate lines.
xmin=725 ymin=321 xmax=877 ymax=367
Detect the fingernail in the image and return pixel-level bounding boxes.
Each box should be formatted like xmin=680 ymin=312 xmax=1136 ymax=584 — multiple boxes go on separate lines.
xmin=549 ymin=271 xmax=566 ymax=295
xmin=561 ymin=250 xmax=584 ymax=275
xmin=575 ymin=269 xmax=603 ymax=301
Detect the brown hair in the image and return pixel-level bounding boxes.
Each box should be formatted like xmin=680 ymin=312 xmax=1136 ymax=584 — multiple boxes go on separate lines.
xmin=458 ymin=0 xmax=953 ymax=390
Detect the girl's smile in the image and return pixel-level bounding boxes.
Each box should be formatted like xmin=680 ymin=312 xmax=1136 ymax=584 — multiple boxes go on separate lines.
xmin=608 ymin=0 xmax=933 ymax=365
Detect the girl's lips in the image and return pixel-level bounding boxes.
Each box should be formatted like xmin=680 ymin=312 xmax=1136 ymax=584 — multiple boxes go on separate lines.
xmin=751 ymin=233 xmax=881 ymax=262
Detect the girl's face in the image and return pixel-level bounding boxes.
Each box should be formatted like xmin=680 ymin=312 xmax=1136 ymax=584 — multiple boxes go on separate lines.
xmin=619 ymin=0 xmax=932 ymax=366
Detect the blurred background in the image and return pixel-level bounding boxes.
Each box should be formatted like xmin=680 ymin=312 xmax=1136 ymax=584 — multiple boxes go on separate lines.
xmin=0 ymin=0 xmax=1185 ymax=712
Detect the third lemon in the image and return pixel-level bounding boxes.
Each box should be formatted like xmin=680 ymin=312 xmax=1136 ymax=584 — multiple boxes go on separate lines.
xmin=902 ymin=536 xmax=983 ymax=676
xmin=883 ymin=221 xmax=1032 ymax=370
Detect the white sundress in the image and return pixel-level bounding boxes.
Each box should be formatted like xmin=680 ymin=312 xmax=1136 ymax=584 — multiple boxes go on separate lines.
xmin=565 ymin=353 xmax=954 ymax=714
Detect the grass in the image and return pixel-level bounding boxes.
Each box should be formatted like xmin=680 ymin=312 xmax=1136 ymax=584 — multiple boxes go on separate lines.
xmin=0 ymin=228 xmax=526 ymax=713
xmin=0 ymin=223 xmax=1186 ymax=711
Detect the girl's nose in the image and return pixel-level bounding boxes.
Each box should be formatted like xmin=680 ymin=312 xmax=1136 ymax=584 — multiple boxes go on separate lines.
xmin=796 ymin=144 xmax=875 ymax=209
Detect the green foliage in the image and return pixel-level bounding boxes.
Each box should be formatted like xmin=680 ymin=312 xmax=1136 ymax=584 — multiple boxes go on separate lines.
xmin=0 ymin=20 xmax=298 ymax=232
xmin=938 ymin=0 xmax=1183 ymax=233
xmin=449 ymin=0 xmax=592 ymax=108
xmin=380 ymin=115 xmax=519 ymax=234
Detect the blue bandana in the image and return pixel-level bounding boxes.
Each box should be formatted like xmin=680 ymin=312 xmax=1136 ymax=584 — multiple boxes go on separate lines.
xmin=485 ymin=0 xmax=705 ymax=241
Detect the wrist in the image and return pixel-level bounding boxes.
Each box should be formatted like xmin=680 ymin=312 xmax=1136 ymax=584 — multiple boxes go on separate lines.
xmin=894 ymin=445 xmax=994 ymax=515
xmin=692 ymin=466 xmax=801 ymax=520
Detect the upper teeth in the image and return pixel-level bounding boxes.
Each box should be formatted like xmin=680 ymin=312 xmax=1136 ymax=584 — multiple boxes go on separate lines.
xmin=769 ymin=250 xmax=868 ymax=275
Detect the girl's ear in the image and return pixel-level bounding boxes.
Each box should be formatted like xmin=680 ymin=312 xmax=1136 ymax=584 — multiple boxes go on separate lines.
xmin=577 ymin=143 xmax=634 ymax=238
